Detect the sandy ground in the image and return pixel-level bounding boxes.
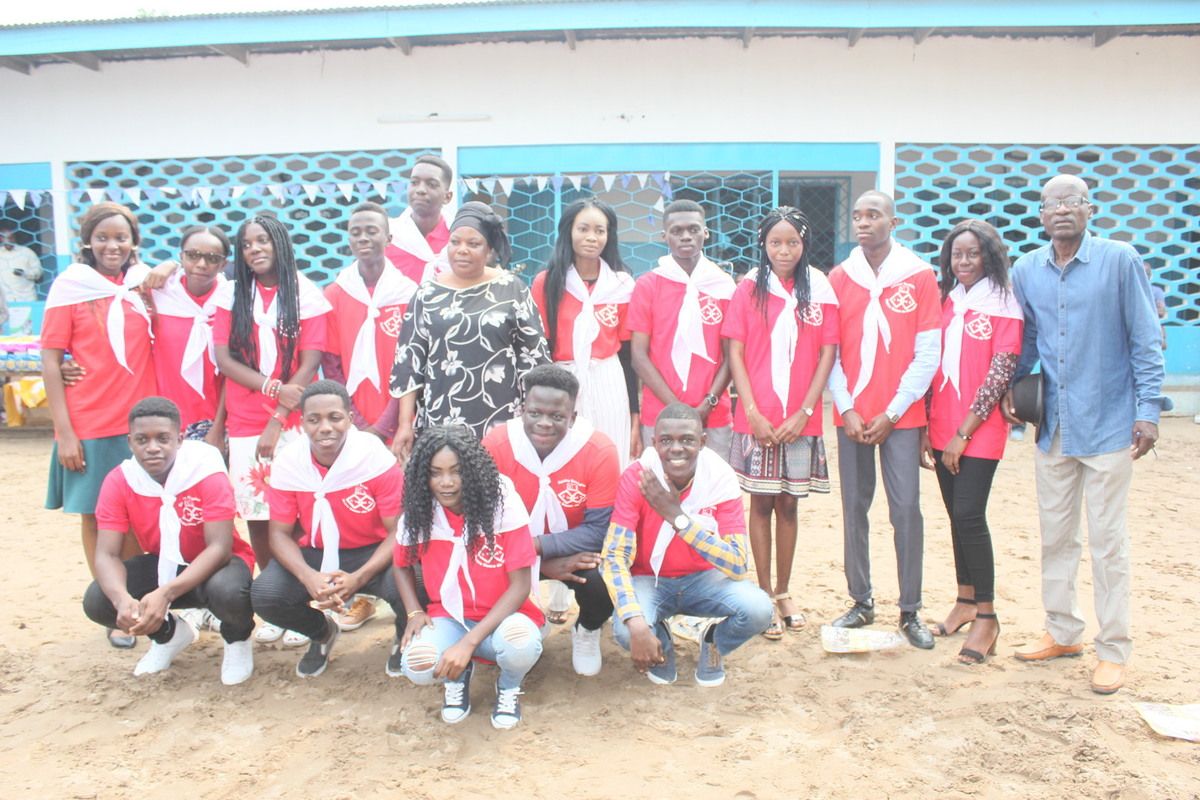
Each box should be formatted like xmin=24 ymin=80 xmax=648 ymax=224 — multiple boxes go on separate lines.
xmin=1 ymin=417 xmax=1198 ymax=800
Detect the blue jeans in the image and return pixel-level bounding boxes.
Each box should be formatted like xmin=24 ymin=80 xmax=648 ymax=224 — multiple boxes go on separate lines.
xmin=611 ymin=570 xmax=772 ymax=657
xmin=400 ymin=613 xmax=543 ymax=690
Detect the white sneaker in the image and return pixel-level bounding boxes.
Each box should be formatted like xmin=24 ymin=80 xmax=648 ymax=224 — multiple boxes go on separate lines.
xmin=571 ymin=623 xmax=603 ymax=676
xmin=175 ymin=608 xmax=207 ymax=632
xmin=282 ymin=630 xmax=311 ymax=648
xmin=200 ymin=610 xmax=223 ymax=632
xmin=133 ymin=615 xmax=197 ymax=676
xmin=254 ymin=622 xmax=284 ymax=644
xmin=221 ymin=640 xmax=254 ymax=685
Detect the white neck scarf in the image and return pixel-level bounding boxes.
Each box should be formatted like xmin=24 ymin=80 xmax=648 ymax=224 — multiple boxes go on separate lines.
xmin=504 ymin=416 xmax=594 ymax=538
xmin=939 ymin=277 xmax=1024 ymax=396
xmin=333 ymin=261 xmax=417 ymax=395
xmin=151 ymin=271 xmax=227 ymax=398
xmin=212 ymin=273 xmax=332 ymax=376
xmin=651 ymin=255 xmax=735 ymax=391
xmin=840 ymin=241 xmax=932 ymax=400
xmin=639 ymin=447 xmax=742 ymax=579
xmin=563 ymin=260 xmax=635 ymax=375
xmin=391 ymin=206 xmax=453 ymax=272
xmin=44 ymin=262 xmax=152 ymax=373
xmin=408 ymin=476 xmax=529 ymax=626
xmin=119 ymin=440 xmax=229 ymax=588
xmin=268 ymin=428 xmax=397 ymax=572
xmin=743 ymin=266 xmax=839 ymax=409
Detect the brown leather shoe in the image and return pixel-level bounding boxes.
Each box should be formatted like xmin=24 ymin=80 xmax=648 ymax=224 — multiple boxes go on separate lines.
xmin=1091 ymin=660 xmax=1125 ymax=695
xmin=1013 ymin=632 xmax=1083 ymax=661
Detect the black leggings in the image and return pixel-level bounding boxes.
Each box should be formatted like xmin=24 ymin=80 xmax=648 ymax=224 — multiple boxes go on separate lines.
xmin=552 ymin=567 xmax=613 ymax=631
xmin=83 ymin=555 xmax=254 ymax=643
xmin=933 ymin=452 xmax=1000 ymax=603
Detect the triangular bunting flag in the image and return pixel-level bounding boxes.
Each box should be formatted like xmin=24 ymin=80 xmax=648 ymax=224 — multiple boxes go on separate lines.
xmin=337 ymin=182 xmax=355 ymax=201
xmin=551 ymin=175 xmax=564 ymax=192
xmin=653 ymin=197 xmax=665 ymax=212
xmin=498 ymin=177 xmax=514 ymax=196
xmin=28 ymin=191 xmax=43 ymax=207
xmin=196 ymin=186 xmax=214 ymax=205
xmin=86 ymin=187 xmax=107 ymax=203
xmin=633 ymin=173 xmax=648 ymax=189
xmin=537 ymin=175 xmax=550 ymax=192
xmin=9 ymin=190 xmax=27 ymax=210
xmin=106 ymin=188 xmax=124 ymax=202
xmin=372 ymin=181 xmax=389 ymax=200
xmin=599 ymin=173 xmax=615 ymax=191
xmin=565 ymin=174 xmax=583 ymax=189
xmin=212 ymin=187 xmax=230 ymax=203
xmin=267 ymin=184 xmax=286 ymax=202
xmin=302 ymin=184 xmax=320 ymax=202
xmin=125 ymin=187 xmax=141 ymax=206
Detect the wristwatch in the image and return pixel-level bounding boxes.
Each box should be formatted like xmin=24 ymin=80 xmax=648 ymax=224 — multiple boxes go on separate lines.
xmin=955 ymin=430 xmax=973 ymax=441
xmin=703 ymin=392 xmax=719 ymax=408
xmin=671 ymin=513 xmax=690 ymax=531
xmin=801 ymin=406 xmax=814 ymax=417
xmin=885 ymin=411 xmax=901 ymax=424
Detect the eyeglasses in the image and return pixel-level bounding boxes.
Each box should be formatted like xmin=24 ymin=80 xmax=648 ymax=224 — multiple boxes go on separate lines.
xmin=1040 ymin=196 xmax=1089 ymax=213
xmin=181 ymin=249 xmax=226 ymax=265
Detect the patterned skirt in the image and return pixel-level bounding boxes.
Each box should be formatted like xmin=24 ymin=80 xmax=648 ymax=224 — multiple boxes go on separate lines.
xmin=730 ymin=432 xmax=830 ymax=497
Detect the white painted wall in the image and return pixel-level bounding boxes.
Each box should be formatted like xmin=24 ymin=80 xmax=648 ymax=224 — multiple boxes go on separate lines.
xmin=1 ymin=33 xmax=1197 ymax=163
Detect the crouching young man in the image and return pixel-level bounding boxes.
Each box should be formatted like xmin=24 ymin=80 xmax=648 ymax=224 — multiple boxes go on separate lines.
xmin=83 ymin=397 xmax=256 ymax=685
xmin=601 ymin=403 xmax=771 ymax=686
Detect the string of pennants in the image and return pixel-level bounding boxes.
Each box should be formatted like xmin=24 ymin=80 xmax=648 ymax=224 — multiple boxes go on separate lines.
xmin=0 ymin=172 xmax=674 ymax=211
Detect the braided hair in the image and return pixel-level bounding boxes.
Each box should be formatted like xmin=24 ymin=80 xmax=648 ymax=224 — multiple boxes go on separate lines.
xmin=402 ymin=425 xmax=503 ymax=559
xmin=754 ymin=206 xmax=813 ymax=320
xmin=542 ymin=198 xmax=629 ymax=357
xmin=229 ymin=215 xmax=303 ymax=381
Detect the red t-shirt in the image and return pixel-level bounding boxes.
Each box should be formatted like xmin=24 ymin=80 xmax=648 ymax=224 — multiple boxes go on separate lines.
xmin=482 ymin=423 xmax=620 ymax=530
xmin=393 ymin=500 xmax=544 ymax=627
xmin=41 ymin=277 xmax=157 ymax=440
xmin=151 ymin=284 xmax=221 ymax=428
xmin=212 ymin=283 xmax=328 ymax=437
xmin=323 ymin=279 xmax=408 ymax=425
xmin=267 ymin=458 xmax=404 ymax=550
xmin=828 ymin=266 xmax=940 ymax=429
xmin=385 ymin=218 xmax=450 ymax=284
xmin=609 ymin=463 xmax=746 ymax=579
xmin=95 ymin=468 xmax=254 ymax=570
xmin=530 ymin=271 xmax=630 ymax=362
xmin=627 ymin=272 xmax=732 ymax=428
xmin=929 ymin=305 xmax=1023 ymax=460
xmin=721 ymin=278 xmax=840 ymax=434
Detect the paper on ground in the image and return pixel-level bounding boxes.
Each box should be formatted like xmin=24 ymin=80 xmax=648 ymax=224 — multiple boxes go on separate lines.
xmin=1136 ymin=703 xmax=1200 ymax=742
xmin=821 ymin=624 xmax=907 ymax=653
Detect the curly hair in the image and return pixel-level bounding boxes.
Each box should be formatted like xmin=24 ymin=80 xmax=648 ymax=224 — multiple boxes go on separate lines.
xmin=229 ymin=215 xmax=303 ymax=381
xmin=937 ymin=219 xmax=1012 ymax=300
xmin=754 ymin=206 xmax=813 ymax=319
xmin=402 ymin=425 xmax=503 ymax=559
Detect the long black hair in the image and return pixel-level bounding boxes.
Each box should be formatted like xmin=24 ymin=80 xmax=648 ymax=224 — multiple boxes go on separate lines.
xmin=542 ymin=198 xmax=629 ymax=355
xmin=229 ymin=214 xmax=302 ymax=381
xmin=937 ymin=219 xmax=1012 ymax=301
xmin=754 ymin=206 xmax=812 ymax=318
xmin=402 ymin=425 xmax=503 ymax=559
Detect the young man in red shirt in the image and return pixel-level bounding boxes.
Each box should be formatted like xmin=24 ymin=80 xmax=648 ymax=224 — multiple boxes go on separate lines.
xmin=385 ymin=154 xmax=453 ymax=283
xmin=83 ymin=397 xmax=256 ymax=685
xmin=482 ymin=364 xmax=619 ymax=676
xmin=826 ymin=191 xmax=941 ymax=649
xmin=629 ymin=200 xmax=736 ymax=462
xmin=251 ymin=380 xmax=413 ymax=678
xmin=601 ymin=403 xmax=771 ymax=686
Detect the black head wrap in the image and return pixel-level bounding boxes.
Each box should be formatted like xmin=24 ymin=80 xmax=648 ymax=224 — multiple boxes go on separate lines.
xmin=451 ymin=201 xmax=511 ymax=267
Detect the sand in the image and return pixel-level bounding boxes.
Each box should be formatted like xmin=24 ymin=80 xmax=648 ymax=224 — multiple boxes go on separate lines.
xmin=1 ymin=418 xmax=1198 ymax=799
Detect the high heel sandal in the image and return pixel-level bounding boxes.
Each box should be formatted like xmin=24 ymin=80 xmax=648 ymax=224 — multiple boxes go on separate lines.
xmin=957 ymin=613 xmax=999 ymax=665
xmin=930 ymin=597 xmax=977 ymax=636
xmin=772 ymin=593 xmax=806 ymax=631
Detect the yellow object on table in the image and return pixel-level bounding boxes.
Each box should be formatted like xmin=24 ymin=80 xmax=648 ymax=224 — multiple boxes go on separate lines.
xmin=4 ymin=376 xmax=47 ymax=427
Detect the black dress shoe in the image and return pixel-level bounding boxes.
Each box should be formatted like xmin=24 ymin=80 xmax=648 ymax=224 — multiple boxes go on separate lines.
xmin=831 ymin=600 xmax=875 ymax=629
xmin=899 ymin=612 xmax=935 ymax=650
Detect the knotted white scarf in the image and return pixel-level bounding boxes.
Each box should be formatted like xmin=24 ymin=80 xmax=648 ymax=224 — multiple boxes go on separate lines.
xmin=212 ymin=274 xmax=331 ymax=377
xmin=939 ymin=277 xmax=1024 ymax=396
xmin=391 ymin=206 xmax=454 ymax=282
xmin=840 ymin=241 xmax=932 ymax=400
xmin=563 ymin=261 xmax=635 ymax=376
xmin=44 ymin=262 xmax=152 ymax=373
xmin=639 ymin=447 xmax=742 ymax=579
xmin=119 ymin=440 xmax=229 ymax=588
xmin=651 ymin=255 xmax=735 ymax=391
xmin=151 ymin=271 xmax=227 ymax=398
xmin=269 ymin=428 xmax=398 ymax=573
xmin=333 ymin=262 xmax=417 ymax=395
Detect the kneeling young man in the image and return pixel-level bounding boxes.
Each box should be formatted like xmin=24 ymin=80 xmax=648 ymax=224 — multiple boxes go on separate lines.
xmin=601 ymin=403 xmax=771 ymax=686
xmin=251 ymin=380 xmax=409 ymax=678
xmin=83 ymin=397 xmax=256 ymax=685
xmin=483 ymin=364 xmax=619 ymax=676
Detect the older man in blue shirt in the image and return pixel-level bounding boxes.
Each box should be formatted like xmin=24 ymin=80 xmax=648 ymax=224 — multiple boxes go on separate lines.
xmin=1005 ymin=173 xmax=1164 ymax=696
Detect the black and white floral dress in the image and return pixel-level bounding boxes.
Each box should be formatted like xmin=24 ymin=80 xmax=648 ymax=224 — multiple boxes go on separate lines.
xmin=390 ymin=271 xmax=550 ymax=438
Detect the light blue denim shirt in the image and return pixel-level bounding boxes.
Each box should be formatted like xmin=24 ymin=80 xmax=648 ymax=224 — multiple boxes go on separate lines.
xmin=1012 ymin=231 xmax=1165 ymax=456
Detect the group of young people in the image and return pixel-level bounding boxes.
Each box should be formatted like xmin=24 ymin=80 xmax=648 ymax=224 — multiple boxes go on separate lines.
xmin=44 ymin=156 xmax=1165 ymax=729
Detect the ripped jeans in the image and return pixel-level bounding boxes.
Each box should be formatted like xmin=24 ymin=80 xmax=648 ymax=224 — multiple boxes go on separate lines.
xmin=400 ymin=613 xmax=543 ymax=690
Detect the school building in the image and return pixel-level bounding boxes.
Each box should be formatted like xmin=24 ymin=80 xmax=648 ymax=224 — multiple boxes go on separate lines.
xmin=0 ymin=1 xmax=1196 ymax=401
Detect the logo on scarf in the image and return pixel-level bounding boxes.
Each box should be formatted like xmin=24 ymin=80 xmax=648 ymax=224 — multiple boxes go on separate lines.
xmin=594 ymin=303 xmax=620 ymax=329
xmin=885 ymin=282 xmax=917 ymax=314
xmin=964 ymin=313 xmax=993 ymax=341
xmin=474 ymin=540 xmax=506 ymax=569
xmin=343 ymin=485 xmax=376 ymax=514
xmin=380 ymin=306 xmax=405 ymax=338
xmin=699 ymin=296 xmax=724 ymax=326
xmin=178 ymin=495 xmax=204 ymax=526
xmin=556 ymin=479 xmax=587 ymax=508
xmin=800 ymin=303 xmax=824 ymax=326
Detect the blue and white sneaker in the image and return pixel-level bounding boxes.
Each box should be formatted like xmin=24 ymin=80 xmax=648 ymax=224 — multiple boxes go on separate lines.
xmin=695 ymin=620 xmax=726 ymax=687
